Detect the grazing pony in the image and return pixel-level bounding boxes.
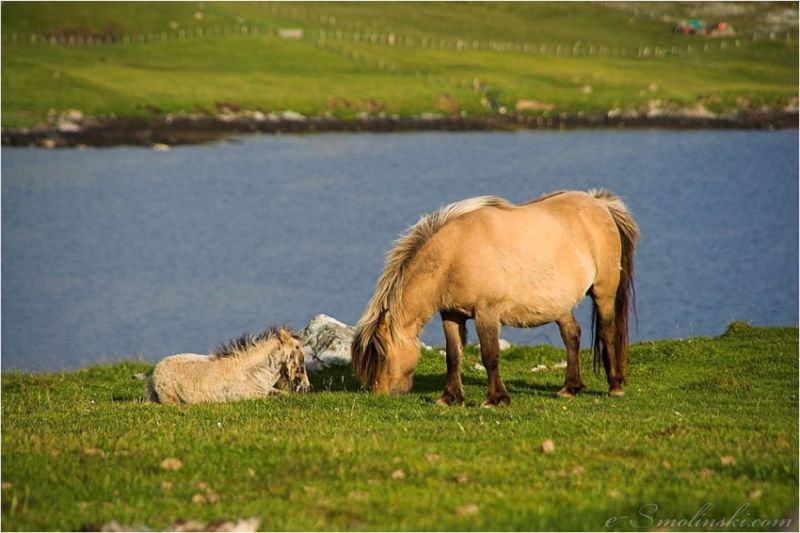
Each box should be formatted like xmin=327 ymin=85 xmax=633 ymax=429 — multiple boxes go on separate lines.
xmin=351 ymin=189 xmax=638 ymax=406
xmin=147 ymin=326 xmax=310 ymax=404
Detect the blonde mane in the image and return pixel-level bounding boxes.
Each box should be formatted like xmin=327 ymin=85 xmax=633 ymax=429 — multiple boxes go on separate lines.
xmin=211 ymin=326 xmax=298 ymax=359
xmin=352 ymin=195 xmax=515 ymax=385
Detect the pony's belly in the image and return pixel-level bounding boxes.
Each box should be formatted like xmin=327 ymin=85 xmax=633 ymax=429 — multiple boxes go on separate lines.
xmin=499 ymin=305 xmax=562 ymax=328
xmin=498 ymin=289 xmax=588 ymax=328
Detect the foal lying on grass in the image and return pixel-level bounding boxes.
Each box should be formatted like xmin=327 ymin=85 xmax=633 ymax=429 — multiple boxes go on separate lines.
xmin=146 ymin=326 xmax=310 ymax=404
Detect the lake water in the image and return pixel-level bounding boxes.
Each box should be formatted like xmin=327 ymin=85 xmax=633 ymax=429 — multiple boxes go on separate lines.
xmin=2 ymin=130 xmax=797 ymax=371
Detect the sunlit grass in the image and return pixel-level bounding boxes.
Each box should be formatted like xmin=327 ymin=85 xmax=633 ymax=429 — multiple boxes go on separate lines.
xmin=2 ymin=323 xmax=797 ymax=531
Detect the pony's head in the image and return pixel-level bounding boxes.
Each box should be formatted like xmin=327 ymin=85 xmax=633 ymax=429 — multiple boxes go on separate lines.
xmin=351 ymin=314 xmax=419 ymax=394
xmin=274 ymin=328 xmax=311 ymax=393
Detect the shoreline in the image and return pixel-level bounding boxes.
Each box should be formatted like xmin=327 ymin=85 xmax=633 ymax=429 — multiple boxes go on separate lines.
xmin=3 ymin=110 xmax=797 ymax=148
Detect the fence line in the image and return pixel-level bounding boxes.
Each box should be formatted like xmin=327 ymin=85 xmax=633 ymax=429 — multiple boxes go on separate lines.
xmin=4 ymin=22 xmax=783 ymax=60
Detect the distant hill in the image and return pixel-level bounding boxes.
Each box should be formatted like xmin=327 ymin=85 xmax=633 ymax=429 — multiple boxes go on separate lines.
xmin=2 ymin=2 xmax=797 ymax=127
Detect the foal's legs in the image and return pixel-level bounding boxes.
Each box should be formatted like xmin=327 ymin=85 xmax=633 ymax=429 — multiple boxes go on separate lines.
xmin=556 ymin=311 xmax=586 ymax=398
xmin=595 ymin=296 xmax=625 ymax=397
xmin=475 ymin=315 xmax=510 ymax=407
xmin=437 ymin=311 xmax=467 ymax=406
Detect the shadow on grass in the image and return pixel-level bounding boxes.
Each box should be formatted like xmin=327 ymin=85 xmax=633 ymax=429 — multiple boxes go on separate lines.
xmin=307 ymin=366 xmax=612 ymax=398
xmin=112 ymin=394 xmax=143 ymax=403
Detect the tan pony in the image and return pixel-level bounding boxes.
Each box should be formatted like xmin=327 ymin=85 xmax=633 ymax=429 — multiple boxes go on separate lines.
xmin=147 ymin=326 xmax=310 ymax=404
xmin=351 ymin=190 xmax=639 ymax=406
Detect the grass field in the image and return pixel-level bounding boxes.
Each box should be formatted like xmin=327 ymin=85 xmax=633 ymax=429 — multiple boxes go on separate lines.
xmin=2 ymin=2 xmax=797 ymax=127
xmin=1 ymin=322 xmax=797 ymax=531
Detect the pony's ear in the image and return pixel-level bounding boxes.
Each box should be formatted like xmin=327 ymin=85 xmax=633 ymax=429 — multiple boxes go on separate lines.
xmin=278 ymin=328 xmax=294 ymax=344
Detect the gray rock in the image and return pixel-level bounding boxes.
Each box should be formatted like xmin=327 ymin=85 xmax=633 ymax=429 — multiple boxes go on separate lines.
xmin=301 ymin=314 xmax=354 ymax=371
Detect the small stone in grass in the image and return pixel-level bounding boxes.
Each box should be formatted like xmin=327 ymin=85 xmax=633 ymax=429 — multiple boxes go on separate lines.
xmin=426 ymin=453 xmax=440 ymax=463
xmin=390 ymin=469 xmax=405 ymax=480
xmin=191 ymin=493 xmax=208 ymax=505
xmin=749 ymin=489 xmax=763 ymax=500
xmin=205 ymin=490 xmax=220 ymax=504
xmin=456 ymin=503 xmax=480 ymax=516
xmin=720 ymin=455 xmax=735 ymax=466
xmin=160 ymin=481 xmax=173 ymax=491
xmin=193 ymin=481 xmax=209 ymax=490
xmin=699 ymin=467 xmax=714 ymax=479
xmin=172 ymin=519 xmax=206 ymax=531
xmin=1 ymin=482 xmax=12 ymax=490
xmin=540 ymin=439 xmax=556 ymax=454
xmin=455 ymin=472 xmax=469 ymax=484
xmin=82 ymin=447 xmax=104 ymax=456
xmin=160 ymin=457 xmax=183 ymax=471
xmin=572 ymin=465 xmax=585 ymax=475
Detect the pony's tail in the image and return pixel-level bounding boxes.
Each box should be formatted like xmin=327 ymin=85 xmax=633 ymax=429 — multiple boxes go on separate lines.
xmin=590 ymin=189 xmax=639 ymax=384
xmin=145 ymin=377 xmax=160 ymax=403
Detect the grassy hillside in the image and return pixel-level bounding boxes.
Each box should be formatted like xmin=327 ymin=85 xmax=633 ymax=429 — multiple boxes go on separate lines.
xmin=2 ymin=2 xmax=797 ymax=127
xmin=2 ymin=323 xmax=797 ymax=531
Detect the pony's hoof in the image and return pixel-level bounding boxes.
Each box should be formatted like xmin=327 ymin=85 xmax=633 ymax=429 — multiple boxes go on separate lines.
xmin=436 ymin=393 xmax=464 ymax=406
xmin=557 ymin=387 xmax=575 ymax=399
xmin=608 ymin=387 xmax=625 ymax=397
xmin=481 ymin=395 xmax=511 ymax=408
xmin=558 ymin=383 xmax=586 ymax=398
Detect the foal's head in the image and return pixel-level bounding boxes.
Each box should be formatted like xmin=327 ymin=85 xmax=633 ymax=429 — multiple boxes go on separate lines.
xmin=273 ymin=328 xmax=311 ymax=393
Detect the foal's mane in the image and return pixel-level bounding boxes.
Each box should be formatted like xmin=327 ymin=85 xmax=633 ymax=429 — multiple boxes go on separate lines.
xmin=351 ymin=195 xmax=516 ymax=385
xmin=212 ymin=325 xmax=298 ymax=358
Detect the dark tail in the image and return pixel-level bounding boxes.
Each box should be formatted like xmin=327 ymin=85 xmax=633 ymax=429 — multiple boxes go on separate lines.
xmin=590 ymin=190 xmax=639 ymax=384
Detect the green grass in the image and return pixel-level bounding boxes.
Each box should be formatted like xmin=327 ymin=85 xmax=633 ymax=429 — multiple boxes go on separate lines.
xmin=2 ymin=2 xmax=797 ymax=127
xmin=2 ymin=322 xmax=797 ymax=531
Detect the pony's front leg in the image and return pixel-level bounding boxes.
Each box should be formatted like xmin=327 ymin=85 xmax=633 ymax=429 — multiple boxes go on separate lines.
xmin=476 ymin=315 xmax=510 ymax=407
xmin=437 ymin=312 xmax=467 ymax=406
xmin=556 ymin=311 xmax=586 ymax=398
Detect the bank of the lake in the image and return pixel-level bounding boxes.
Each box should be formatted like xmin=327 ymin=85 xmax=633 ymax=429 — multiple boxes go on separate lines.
xmin=3 ymin=109 xmax=798 ymax=148
xmin=1 ymin=323 xmax=797 ymax=531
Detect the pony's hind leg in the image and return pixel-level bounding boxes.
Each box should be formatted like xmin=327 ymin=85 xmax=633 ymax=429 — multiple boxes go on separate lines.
xmin=556 ymin=311 xmax=586 ymax=398
xmin=437 ymin=312 xmax=467 ymax=406
xmin=475 ymin=314 xmax=511 ymax=407
xmin=595 ymin=296 xmax=625 ymax=397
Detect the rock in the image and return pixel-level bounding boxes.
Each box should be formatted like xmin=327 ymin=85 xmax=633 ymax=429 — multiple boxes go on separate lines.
xmin=498 ymin=339 xmax=512 ymax=351
xmin=159 ymin=457 xmax=183 ymax=471
xmin=279 ymin=110 xmax=306 ymax=121
xmin=515 ymin=99 xmax=555 ymax=112
xmin=455 ymin=503 xmax=480 ymax=516
xmin=540 ymin=439 xmax=556 ymax=454
xmin=301 ymin=314 xmax=354 ymax=371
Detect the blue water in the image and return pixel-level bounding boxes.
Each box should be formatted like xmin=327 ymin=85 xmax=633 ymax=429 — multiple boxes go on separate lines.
xmin=2 ymin=130 xmax=797 ymax=371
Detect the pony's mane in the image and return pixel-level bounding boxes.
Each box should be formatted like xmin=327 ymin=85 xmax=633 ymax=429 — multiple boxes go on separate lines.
xmin=351 ymin=195 xmax=515 ymax=386
xmin=212 ymin=325 xmax=298 ymax=358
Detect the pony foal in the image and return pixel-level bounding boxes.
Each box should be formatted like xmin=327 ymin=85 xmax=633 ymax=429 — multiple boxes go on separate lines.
xmin=352 ymin=189 xmax=639 ymax=406
xmin=147 ymin=326 xmax=310 ymax=404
